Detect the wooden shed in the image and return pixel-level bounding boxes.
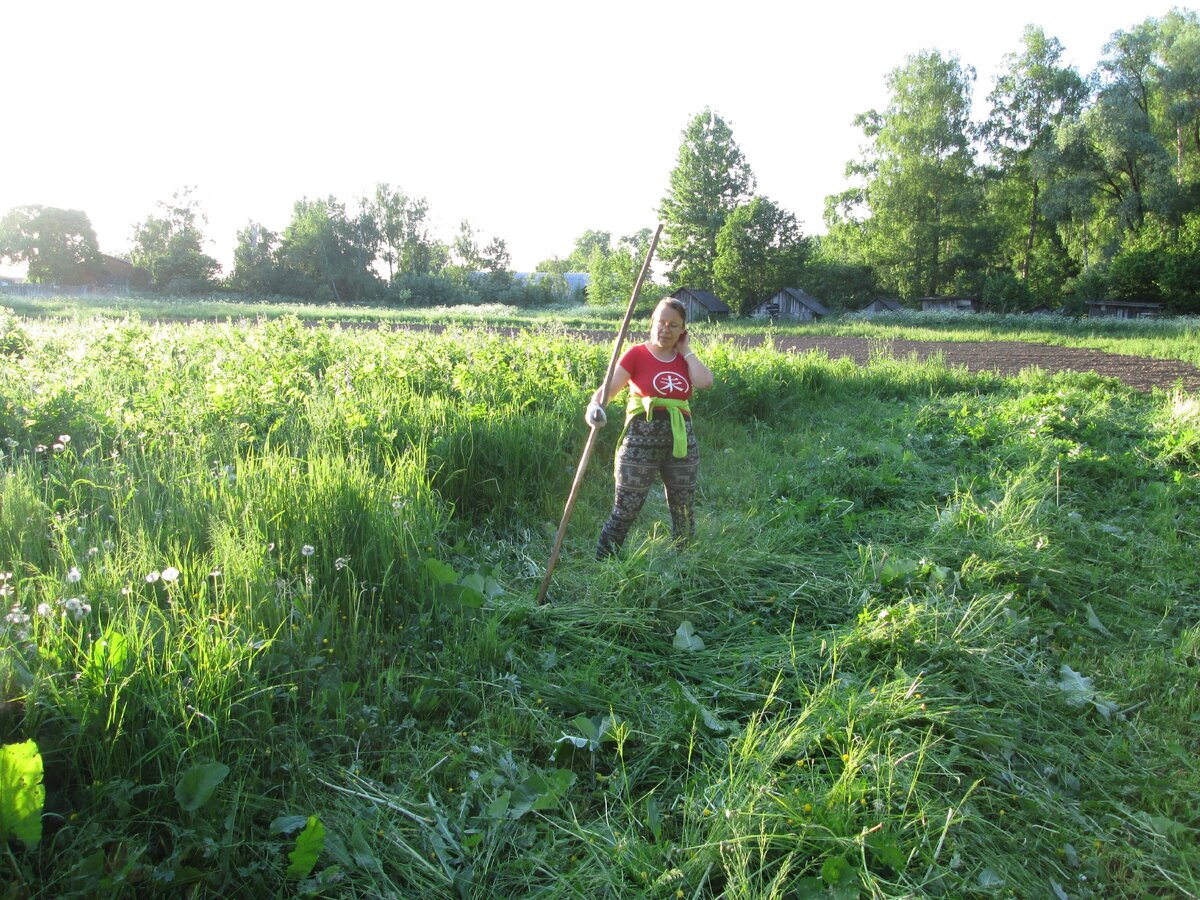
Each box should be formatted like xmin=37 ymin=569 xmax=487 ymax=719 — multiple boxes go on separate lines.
xmin=669 ymin=288 xmax=731 ymax=321
xmin=1086 ymin=300 xmax=1164 ymax=319
xmin=749 ymin=287 xmax=829 ymax=321
xmin=860 ymin=298 xmax=904 ymax=315
xmin=920 ymin=295 xmax=981 ymax=313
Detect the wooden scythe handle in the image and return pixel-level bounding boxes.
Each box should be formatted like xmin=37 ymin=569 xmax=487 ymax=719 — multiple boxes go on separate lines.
xmin=536 ymin=223 xmax=664 ymax=604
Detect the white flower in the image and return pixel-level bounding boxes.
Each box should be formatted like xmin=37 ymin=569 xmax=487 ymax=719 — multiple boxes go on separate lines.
xmin=161 ymin=566 xmax=180 ymax=582
xmin=58 ymin=434 xmax=71 ymax=444
xmin=102 ymin=540 xmax=115 ymax=552
xmin=334 ymin=557 xmax=349 ymax=571
xmin=0 ymin=585 xmax=11 ymax=599
xmin=66 ymin=566 xmax=82 ymax=583
xmin=145 ymin=570 xmax=161 ymax=584
xmin=87 ymin=547 xmax=99 ymax=558
xmin=301 ymin=545 xmax=315 ymax=557
xmin=36 ymin=603 xmax=52 ymax=617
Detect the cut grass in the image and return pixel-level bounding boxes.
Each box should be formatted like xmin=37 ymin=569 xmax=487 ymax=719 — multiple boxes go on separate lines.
xmin=0 ymin=313 xmax=1196 ymax=897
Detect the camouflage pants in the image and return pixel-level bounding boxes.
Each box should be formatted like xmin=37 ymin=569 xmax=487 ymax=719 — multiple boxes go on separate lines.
xmin=597 ymin=415 xmax=699 ymax=557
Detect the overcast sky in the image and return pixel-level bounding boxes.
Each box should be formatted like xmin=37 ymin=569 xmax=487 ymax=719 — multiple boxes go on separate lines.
xmin=1 ymin=0 xmax=1185 ymax=276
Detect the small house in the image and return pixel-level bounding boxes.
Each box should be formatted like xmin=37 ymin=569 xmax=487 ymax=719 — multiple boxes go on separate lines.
xmin=920 ymin=295 xmax=981 ymax=313
xmin=1086 ymin=300 xmax=1164 ymax=319
xmin=749 ymin=287 xmax=829 ymax=321
xmin=669 ymin=288 xmax=731 ymax=321
xmin=860 ymin=298 xmax=904 ymax=315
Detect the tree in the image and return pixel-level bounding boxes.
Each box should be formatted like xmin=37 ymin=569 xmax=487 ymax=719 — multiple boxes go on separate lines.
xmin=228 ymin=221 xmax=279 ymax=294
xmin=0 ymin=205 xmax=103 ymax=284
xmin=372 ymin=183 xmax=442 ymax=279
xmin=828 ymin=51 xmax=986 ymax=298
xmin=658 ymin=108 xmax=755 ymax=288
xmin=712 ymin=197 xmax=810 ymax=315
xmin=1158 ymin=10 xmax=1200 ymax=184
xmin=129 ymin=187 xmax=221 ymax=292
xmin=982 ymin=26 xmax=1089 ymax=285
xmin=275 ymin=196 xmax=382 ymax=303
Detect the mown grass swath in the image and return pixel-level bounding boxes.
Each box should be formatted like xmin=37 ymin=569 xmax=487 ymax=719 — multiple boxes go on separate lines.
xmin=0 ymin=306 xmax=1196 ymax=897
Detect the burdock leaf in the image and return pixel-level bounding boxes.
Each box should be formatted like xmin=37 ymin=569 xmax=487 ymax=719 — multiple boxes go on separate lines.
xmin=0 ymin=739 xmax=44 ymax=849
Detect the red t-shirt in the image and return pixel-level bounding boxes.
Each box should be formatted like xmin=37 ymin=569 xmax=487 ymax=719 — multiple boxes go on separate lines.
xmin=618 ymin=344 xmax=693 ymax=404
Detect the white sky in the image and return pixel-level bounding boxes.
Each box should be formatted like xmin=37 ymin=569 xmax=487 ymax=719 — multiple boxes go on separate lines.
xmin=1 ymin=0 xmax=1185 ymax=277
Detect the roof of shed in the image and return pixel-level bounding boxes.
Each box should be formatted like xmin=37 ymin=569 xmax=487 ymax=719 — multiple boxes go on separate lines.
xmin=775 ymin=287 xmax=829 ymax=315
xmin=671 ymin=287 xmax=731 ymax=313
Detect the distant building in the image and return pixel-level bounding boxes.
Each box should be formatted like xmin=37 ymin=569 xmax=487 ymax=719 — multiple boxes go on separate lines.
xmin=749 ymin=287 xmax=829 ymax=321
xmin=97 ymin=255 xmax=150 ymax=290
xmin=860 ymin=298 xmax=904 ymax=315
xmin=669 ymin=288 xmax=731 ymax=320
xmin=920 ymin=295 xmax=981 ymax=313
xmin=1086 ymin=300 xmax=1164 ymax=319
xmin=513 ymin=271 xmax=590 ymax=300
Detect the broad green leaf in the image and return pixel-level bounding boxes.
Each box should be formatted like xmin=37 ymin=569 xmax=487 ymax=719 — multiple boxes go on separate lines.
xmin=424 ymin=557 xmax=458 ymax=585
xmin=508 ymin=769 xmax=576 ymax=819
xmin=287 ymin=815 xmax=326 ymax=880
xmin=821 ymin=854 xmax=855 ymax=887
xmin=1085 ymin=603 xmax=1111 ymax=636
xmin=0 ymin=739 xmax=44 ymax=849
xmin=978 ymin=867 xmax=1004 ymax=888
xmin=673 ymin=620 xmax=705 ymax=652
xmin=866 ymin=831 xmax=906 ymax=871
xmin=646 ymin=795 xmax=662 ymax=842
xmin=84 ymin=630 xmax=131 ymax=682
xmin=485 ymin=790 xmax=512 ymax=818
xmin=270 ymin=814 xmax=311 ymax=835
xmin=175 ymin=761 xmax=230 ymax=812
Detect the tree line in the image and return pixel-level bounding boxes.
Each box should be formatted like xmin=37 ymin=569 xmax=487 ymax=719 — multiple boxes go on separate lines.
xmin=4 ymin=11 xmax=1199 ymax=315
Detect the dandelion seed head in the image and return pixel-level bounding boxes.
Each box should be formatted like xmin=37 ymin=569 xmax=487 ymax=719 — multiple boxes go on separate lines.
xmin=58 ymin=434 xmax=71 ymax=444
xmin=301 ymin=545 xmax=315 ymax=557
xmin=36 ymin=603 xmax=52 ymax=617
xmin=145 ymin=570 xmax=161 ymax=583
xmin=161 ymin=566 xmax=180 ymax=582
xmin=66 ymin=566 xmax=82 ymax=583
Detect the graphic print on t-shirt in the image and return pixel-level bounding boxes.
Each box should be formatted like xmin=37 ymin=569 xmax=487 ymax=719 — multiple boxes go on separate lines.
xmin=618 ymin=343 xmax=694 ymax=402
xmin=653 ymin=371 xmax=690 ymax=395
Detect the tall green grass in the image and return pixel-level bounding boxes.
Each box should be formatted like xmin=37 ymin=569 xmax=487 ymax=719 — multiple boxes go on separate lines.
xmin=0 ymin=312 xmax=1196 ymax=897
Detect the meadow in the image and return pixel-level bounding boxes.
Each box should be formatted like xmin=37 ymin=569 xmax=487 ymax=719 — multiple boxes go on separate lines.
xmin=0 ymin=302 xmax=1197 ymax=898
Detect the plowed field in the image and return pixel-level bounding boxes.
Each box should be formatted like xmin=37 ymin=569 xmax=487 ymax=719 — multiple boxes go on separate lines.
xmin=754 ymin=335 xmax=1200 ymax=394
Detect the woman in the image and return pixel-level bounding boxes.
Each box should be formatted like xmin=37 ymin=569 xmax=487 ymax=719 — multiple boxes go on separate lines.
xmin=586 ymin=297 xmax=715 ymax=558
